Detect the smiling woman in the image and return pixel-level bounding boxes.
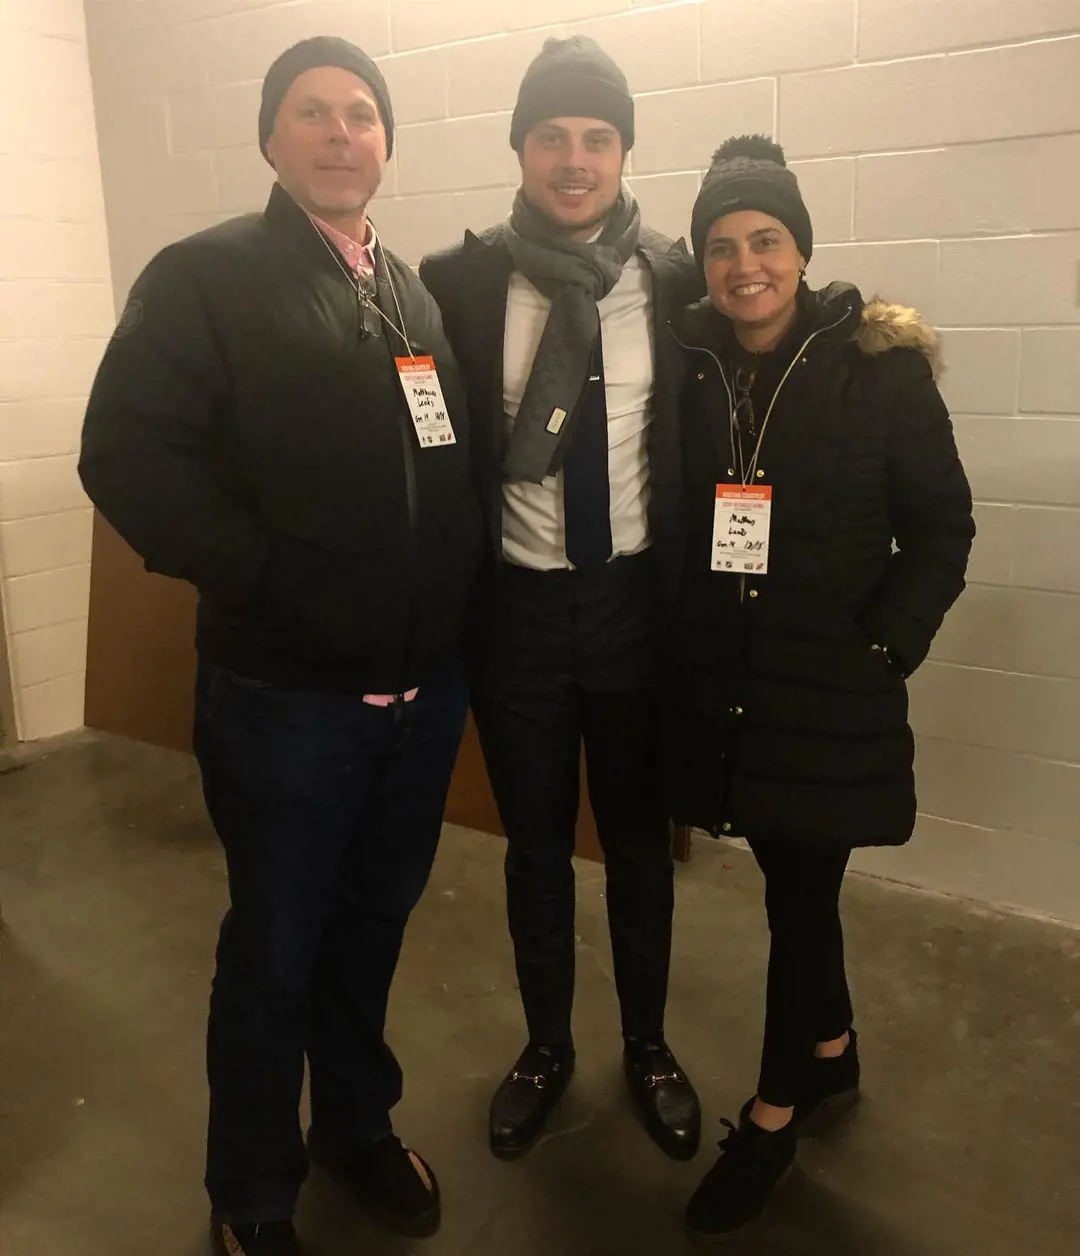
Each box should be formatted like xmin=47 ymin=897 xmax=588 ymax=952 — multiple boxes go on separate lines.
xmin=703 ymin=212 xmax=806 ymax=351
xmin=667 ymin=133 xmax=974 ymax=1241
xmin=692 ymin=135 xmax=815 ymax=354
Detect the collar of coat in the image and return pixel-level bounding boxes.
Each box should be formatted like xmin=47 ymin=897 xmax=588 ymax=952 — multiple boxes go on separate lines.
xmin=461 ymin=219 xmax=694 ymax=278
xmin=677 ymin=281 xmax=943 ymax=379
xmin=265 ymin=182 xmax=395 ymax=287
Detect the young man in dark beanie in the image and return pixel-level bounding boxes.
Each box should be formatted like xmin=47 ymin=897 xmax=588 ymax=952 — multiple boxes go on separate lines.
xmin=422 ymin=35 xmax=702 ymax=1163
xmin=81 ymin=36 xmax=480 ymax=1256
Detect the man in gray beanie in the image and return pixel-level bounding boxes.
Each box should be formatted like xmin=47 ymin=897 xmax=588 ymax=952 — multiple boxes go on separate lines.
xmin=422 ymin=36 xmax=702 ymax=1165
xmin=81 ymin=36 xmax=480 ymax=1256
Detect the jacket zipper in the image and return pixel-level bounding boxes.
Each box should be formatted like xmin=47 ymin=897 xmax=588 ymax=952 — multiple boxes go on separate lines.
xmin=669 ymin=309 xmax=851 ymax=605
xmin=356 ymin=278 xmax=422 ymax=689
xmin=394 ymin=343 xmax=420 ymax=689
xmin=667 ymin=308 xmax=851 ymax=834
xmin=354 ymin=283 xmax=420 ymax=534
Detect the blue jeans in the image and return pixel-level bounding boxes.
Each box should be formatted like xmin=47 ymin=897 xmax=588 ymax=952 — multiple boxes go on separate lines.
xmin=194 ymin=660 xmax=468 ymax=1225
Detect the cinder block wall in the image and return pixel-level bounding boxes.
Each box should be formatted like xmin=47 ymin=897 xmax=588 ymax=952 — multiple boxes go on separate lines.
xmin=82 ymin=0 xmax=1080 ymax=921
xmin=0 ymin=0 xmax=113 ymax=739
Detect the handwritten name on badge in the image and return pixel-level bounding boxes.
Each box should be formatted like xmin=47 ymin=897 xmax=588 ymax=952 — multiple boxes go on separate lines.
xmin=712 ymin=485 xmax=772 ymax=573
xmin=396 ymin=356 xmax=456 ymax=447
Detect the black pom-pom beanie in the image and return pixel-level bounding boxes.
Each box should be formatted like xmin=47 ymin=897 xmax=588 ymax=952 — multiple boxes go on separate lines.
xmin=691 ymin=134 xmax=812 ymax=267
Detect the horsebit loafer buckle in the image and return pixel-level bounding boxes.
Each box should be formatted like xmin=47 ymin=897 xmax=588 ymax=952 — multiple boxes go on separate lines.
xmin=509 ymin=1071 xmax=548 ymax=1089
xmin=644 ymin=1071 xmax=683 ymax=1089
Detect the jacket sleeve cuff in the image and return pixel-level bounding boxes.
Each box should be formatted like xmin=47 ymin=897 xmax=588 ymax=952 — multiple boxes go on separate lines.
xmin=858 ymin=601 xmax=931 ymax=677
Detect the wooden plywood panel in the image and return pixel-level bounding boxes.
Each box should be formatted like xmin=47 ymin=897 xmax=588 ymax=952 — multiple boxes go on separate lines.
xmin=0 ymin=588 xmax=16 ymax=749
xmin=85 ymin=515 xmax=197 ymax=753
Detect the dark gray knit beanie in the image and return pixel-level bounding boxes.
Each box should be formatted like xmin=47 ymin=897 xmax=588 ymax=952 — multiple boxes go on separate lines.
xmin=259 ymin=36 xmax=395 ymax=162
xmin=691 ymin=135 xmax=812 ymax=267
xmin=510 ymin=36 xmax=635 ymax=153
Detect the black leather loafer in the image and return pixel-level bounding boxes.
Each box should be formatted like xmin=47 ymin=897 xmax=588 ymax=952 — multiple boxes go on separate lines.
xmin=624 ymin=1038 xmax=701 ymax=1160
xmin=489 ymin=1041 xmax=575 ymax=1160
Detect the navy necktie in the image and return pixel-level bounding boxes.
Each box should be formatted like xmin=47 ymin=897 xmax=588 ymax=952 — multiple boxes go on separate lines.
xmin=562 ymin=334 xmax=612 ymax=571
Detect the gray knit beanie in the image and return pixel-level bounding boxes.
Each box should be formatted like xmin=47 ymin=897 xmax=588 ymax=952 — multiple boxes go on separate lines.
xmin=259 ymin=37 xmax=395 ymax=161
xmin=510 ymin=36 xmax=635 ymax=153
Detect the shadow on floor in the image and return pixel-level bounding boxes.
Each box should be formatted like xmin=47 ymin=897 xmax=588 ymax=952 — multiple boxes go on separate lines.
xmin=2 ymin=733 xmax=1079 ymax=1255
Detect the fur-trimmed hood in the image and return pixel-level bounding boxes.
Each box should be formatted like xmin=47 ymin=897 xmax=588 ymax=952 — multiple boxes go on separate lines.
xmin=857 ymin=298 xmax=943 ymax=379
xmin=677 ymin=283 xmax=943 ymax=378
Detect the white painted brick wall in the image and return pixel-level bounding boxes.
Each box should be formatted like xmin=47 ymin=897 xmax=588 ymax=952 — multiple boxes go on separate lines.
xmin=73 ymin=0 xmax=1080 ymax=921
xmin=0 ymin=0 xmax=113 ymax=741
xmin=855 ymin=136 xmax=1080 ymax=241
xmin=701 ymin=0 xmax=856 ymax=80
xmin=938 ymin=330 xmax=1021 ymax=415
xmin=1021 ymin=330 xmax=1080 ymax=413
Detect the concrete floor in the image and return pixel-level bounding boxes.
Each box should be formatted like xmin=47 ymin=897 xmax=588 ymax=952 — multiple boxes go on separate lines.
xmin=2 ymin=733 xmax=1079 ymax=1256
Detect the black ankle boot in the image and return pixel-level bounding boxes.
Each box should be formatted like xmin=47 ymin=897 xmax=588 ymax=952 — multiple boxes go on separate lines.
xmin=793 ymin=1029 xmax=860 ymax=1135
xmin=685 ymin=1106 xmax=797 ymax=1240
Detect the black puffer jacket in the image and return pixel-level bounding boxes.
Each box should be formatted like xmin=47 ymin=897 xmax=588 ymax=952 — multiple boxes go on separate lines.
xmin=665 ymin=283 xmax=974 ymax=847
xmin=81 ymin=184 xmax=481 ymax=695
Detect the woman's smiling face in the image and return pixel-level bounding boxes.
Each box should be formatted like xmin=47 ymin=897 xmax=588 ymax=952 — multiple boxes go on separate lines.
xmin=704 ymin=210 xmax=805 ymax=338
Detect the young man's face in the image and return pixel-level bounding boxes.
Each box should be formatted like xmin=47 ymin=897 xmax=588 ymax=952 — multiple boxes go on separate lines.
xmin=519 ymin=116 xmax=626 ymax=240
xmin=266 ymin=66 xmax=387 ymax=223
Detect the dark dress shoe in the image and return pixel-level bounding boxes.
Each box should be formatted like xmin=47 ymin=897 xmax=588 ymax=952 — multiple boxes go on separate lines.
xmin=793 ymin=1029 xmax=861 ymax=1136
xmin=624 ymin=1038 xmax=701 ymax=1160
xmin=307 ymin=1129 xmax=441 ymax=1239
xmin=489 ymin=1042 xmax=575 ymax=1160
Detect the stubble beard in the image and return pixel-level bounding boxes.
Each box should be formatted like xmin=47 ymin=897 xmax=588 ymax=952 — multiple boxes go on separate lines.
xmin=527 ymin=188 xmax=622 ymax=240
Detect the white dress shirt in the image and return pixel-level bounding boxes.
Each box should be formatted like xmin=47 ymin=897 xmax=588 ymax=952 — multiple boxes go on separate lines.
xmin=501 ymin=253 xmax=655 ymax=571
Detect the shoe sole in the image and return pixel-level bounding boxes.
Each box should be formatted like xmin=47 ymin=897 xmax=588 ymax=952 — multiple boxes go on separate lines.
xmin=793 ymin=1088 xmax=861 ymax=1139
xmin=490 ymin=1138 xmax=537 ymax=1162
xmin=684 ymin=1162 xmax=796 ymax=1245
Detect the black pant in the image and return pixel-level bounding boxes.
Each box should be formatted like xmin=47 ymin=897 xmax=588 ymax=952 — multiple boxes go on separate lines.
xmin=473 ymin=555 xmax=674 ymax=1046
xmin=194 ymin=661 xmax=468 ymax=1226
xmin=747 ymin=837 xmax=854 ymax=1108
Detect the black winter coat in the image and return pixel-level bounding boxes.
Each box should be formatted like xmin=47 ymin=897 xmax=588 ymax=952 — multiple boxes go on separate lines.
xmin=80 ymin=184 xmax=482 ymax=695
xmin=666 ymin=283 xmax=974 ymax=847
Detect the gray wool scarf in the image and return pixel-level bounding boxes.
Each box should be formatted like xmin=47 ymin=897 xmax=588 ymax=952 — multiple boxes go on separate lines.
xmin=502 ymin=185 xmax=641 ymax=484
